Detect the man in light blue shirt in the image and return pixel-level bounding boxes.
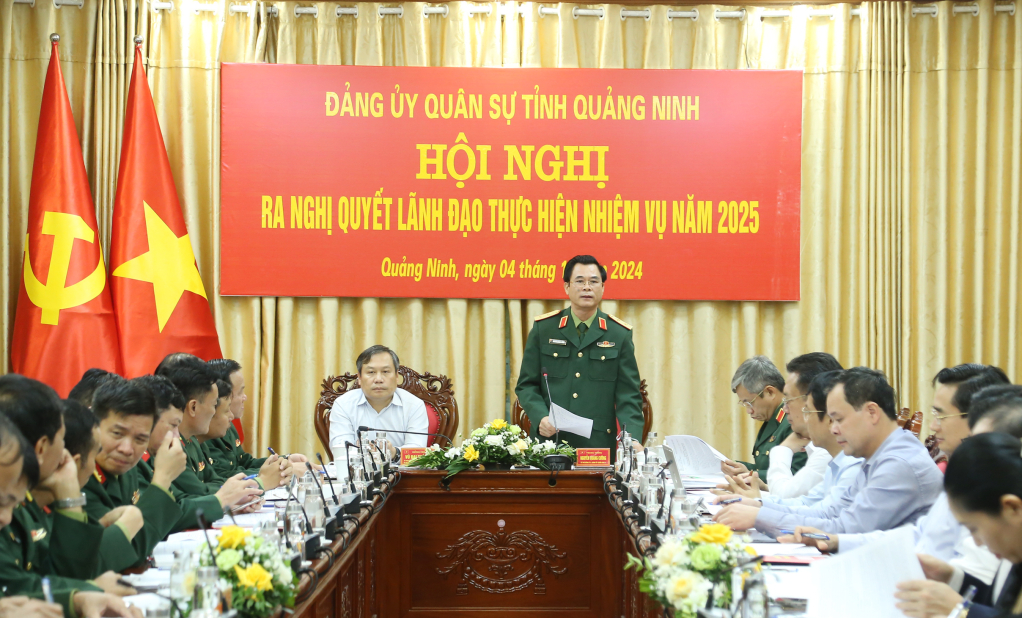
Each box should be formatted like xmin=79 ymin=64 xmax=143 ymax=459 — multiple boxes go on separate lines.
xmin=716 ymin=367 xmax=942 ymax=536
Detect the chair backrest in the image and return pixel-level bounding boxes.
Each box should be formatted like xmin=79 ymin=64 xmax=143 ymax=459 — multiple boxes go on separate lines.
xmin=509 ymin=378 xmax=654 ymax=444
xmin=896 ymin=407 xmax=913 ymax=429
xmin=924 ymin=433 xmax=949 ymax=465
xmin=314 ymin=365 xmax=459 ymax=461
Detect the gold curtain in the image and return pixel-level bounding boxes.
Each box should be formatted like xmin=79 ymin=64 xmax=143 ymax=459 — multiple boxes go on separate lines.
xmin=1 ymin=0 xmax=1020 ymax=461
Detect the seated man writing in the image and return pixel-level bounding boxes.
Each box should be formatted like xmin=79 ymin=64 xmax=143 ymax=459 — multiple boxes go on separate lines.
xmin=329 ymin=345 xmax=428 ymax=467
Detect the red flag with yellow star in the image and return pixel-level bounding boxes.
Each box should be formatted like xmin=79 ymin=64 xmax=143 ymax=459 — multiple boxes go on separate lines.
xmin=110 ymin=43 xmax=221 ymax=377
xmin=11 ymin=37 xmax=122 ymax=395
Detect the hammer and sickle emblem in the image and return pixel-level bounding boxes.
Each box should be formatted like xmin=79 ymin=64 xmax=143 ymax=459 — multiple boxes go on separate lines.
xmin=23 ymin=211 xmax=106 ymax=325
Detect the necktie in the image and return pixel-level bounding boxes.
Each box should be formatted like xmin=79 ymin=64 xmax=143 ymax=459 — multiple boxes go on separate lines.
xmin=577 ymin=321 xmax=588 ymax=341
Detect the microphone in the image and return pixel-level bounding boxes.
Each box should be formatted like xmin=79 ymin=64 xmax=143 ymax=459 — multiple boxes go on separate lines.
xmin=304 ymin=460 xmax=338 ymax=542
xmin=283 ymin=475 xmax=321 ymax=558
xmin=194 ymin=509 xmax=218 ymax=561
xmin=344 ymin=441 xmax=371 ymax=484
xmin=316 ymin=453 xmax=340 ymax=505
xmin=539 ymin=367 xmax=572 ymax=482
xmin=357 ymin=426 xmax=453 ymax=449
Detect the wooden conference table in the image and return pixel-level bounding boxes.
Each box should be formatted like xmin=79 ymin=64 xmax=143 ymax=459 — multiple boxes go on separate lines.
xmin=289 ymin=468 xmax=663 ymax=618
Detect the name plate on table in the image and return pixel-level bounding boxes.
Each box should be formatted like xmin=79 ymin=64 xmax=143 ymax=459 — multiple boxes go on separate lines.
xmin=575 ymin=448 xmax=611 ymax=468
xmin=400 ymin=447 xmax=427 ymax=466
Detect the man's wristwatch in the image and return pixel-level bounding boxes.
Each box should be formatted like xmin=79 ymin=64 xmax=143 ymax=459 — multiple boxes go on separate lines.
xmin=53 ymin=492 xmax=88 ymax=509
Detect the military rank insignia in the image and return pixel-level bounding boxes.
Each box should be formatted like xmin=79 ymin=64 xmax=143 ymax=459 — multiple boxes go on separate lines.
xmin=132 ymin=489 xmax=140 ymax=504
xmin=596 ymin=341 xmax=616 ymax=348
xmin=235 ymin=439 xmax=241 ymax=447
xmin=30 ymin=528 xmax=47 ymax=542
xmin=558 ymin=316 xmax=569 ymax=328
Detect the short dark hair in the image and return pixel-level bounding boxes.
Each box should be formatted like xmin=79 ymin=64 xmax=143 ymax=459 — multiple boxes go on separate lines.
xmin=834 ymin=367 xmax=897 ymax=420
xmin=951 ymin=369 xmax=1012 ymax=417
xmin=562 ymin=255 xmax=607 ymax=283
xmin=154 ymin=352 xmax=201 ymax=376
xmin=68 ymin=368 xmax=118 ymax=408
xmin=215 ymin=379 xmax=232 ymax=401
xmin=0 ymin=414 xmax=29 ymax=480
xmin=132 ymin=375 xmax=186 ymax=412
xmin=807 ymin=370 xmax=843 ymax=421
xmin=207 ymin=359 xmax=242 ymax=382
xmin=0 ymin=374 xmax=64 ymax=447
xmin=969 ymin=385 xmax=1022 ymax=430
xmin=92 ymin=375 xmax=158 ymax=427
xmin=933 ymin=363 xmax=1004 ymax=388
xmin=156 ymin=357 xmax=217 ymax=403
xmin=62 ymin=399 xmax=99 ymax=460
xmin=356 ymin=345 xmax=400 ymax=374
xmin=945 ymin=432 xmax=1022 ymax=515
xmin=786 ymin=353 xmax=844 ymax=393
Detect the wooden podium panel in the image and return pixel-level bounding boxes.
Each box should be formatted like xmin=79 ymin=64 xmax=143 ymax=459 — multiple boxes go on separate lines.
xmin=378 ymin=470 xmax=624 ymax=618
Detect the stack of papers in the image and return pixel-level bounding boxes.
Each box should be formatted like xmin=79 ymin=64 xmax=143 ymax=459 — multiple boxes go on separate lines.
xmin=213 ymin=510 xmax=276 ymax=528
xmin=665 ymin=435 xmax=729 ymax=476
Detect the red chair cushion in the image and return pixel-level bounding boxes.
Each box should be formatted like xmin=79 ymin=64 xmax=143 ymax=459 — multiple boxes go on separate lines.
xmin=232 ymin=418 xmax=245 ymax=443
xmin=425 ymin=402 xmax=440 ymax=446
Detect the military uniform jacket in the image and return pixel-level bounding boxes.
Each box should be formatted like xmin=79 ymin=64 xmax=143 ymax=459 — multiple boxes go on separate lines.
xmin=203 ymin=425 xmax=267 ymax=478
xmin=136 ymin=456 xmax=222 ymax=533
xmin=515 ymin=307 xmax=643 ymax=451
xmin=83 ymin=463 xmax=180 ymax=570
xmin=0 ymin=493 xmax=102 ymax=614
xmin=737 ymin=405 xmax=807 ymax=484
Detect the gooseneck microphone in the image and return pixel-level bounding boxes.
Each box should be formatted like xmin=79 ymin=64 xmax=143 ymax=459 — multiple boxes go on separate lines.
xmin=316 ymin=452 xmax=340 ymax=505
xmin=539 ymin=367 xmax=572 ymax=485
xmin=357 ymin=426 xmax=453 ymax=449
xmin=194 ymin=509 xmax=218 ymax=560
xmin=284 ymin=475 xmax=314 ymax=534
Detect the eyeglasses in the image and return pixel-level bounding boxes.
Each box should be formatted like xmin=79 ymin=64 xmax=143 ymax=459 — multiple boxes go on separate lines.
xmin=802 ymin=406 xmax=826 ymax=420
xmin=571 ymin=278 xmax=603 ymax=289
xmin=739 ymin=388 xmax=766 ymax=410
xmin=932 ymin=411 xmax=968 ymax=422
xmin=782 ymin=394 xmax=808 ymax=410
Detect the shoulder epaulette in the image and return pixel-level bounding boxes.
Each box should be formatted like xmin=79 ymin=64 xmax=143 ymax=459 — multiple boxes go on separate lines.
xmin=534 ymin=309 xmax=561 ymax=322
xmin=608 ymin=314 xmax=632 ymax=330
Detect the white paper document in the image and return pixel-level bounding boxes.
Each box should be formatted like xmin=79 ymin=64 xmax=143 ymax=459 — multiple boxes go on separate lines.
xmin=664 ymin=435 xmax=729 ymax=476
xmin=807 ymin=526 xmax=924 ymax=618
xmin=549 ymin=402 xmax=593 ymax=439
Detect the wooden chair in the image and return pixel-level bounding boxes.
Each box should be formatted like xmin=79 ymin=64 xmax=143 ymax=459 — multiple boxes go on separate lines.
xmin=510 ymin=379 xmax=653 ymax=444
xmin=314 ymin=365 xmax=459 ymax=461
xmin=924 ymin=433 xmax=949 ymax=466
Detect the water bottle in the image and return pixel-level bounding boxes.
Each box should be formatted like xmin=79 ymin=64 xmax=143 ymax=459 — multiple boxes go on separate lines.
xmin=192 ymin=566 xmax=221 ymax=618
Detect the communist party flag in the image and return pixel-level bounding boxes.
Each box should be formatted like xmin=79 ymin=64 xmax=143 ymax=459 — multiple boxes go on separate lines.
xmin=110 ymin=42 xmax=221 ymax=377
xmin=11 ymin=36 xmax=122 ymax=396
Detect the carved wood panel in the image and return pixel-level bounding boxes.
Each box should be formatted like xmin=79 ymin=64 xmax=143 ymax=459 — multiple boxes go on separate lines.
xmin=435 ymin=527 xmax=569 ymax=595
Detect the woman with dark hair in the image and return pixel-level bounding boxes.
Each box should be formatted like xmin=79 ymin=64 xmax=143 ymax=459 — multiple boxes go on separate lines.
xmin=897 ymin=432 xmax=1022 ymax=618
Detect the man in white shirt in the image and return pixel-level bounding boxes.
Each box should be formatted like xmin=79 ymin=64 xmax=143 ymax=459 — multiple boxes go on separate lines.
xmin=328 ymin=345 xmax=429 ymax=468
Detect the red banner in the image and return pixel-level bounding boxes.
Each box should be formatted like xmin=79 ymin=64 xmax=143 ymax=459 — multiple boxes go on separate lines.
xmin=220 ymin=65 xmax=802 ymax=300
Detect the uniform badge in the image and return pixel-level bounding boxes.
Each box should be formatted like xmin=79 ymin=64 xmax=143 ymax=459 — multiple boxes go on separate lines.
xmin=235 ymin=439 xmax=241 ymax=447
xmin=768 ymin=436 xmax=775 ymax=442
xmin=558 ymin=316 xmax=568 ymax=329
xmin=598 ymin=317 xmax=607 ymax=330
xmin=548 ymin=339 xmax=567 ymax=345
xmin=198 ymin=460 xmax=206 ymax=472
xmin=132 ymin=489 xmax=140 ymax=505
xmin=30 ymin=528 xmax=47 ymax=542
xmin=596 ymin=341 xmax=615 ymax=348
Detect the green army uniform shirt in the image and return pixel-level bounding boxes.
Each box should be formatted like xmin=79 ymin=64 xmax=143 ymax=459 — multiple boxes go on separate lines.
xmin=83 ymin=463 xmax=180 ymax=570
xmin=203 ymin=425 xmax=267 ymax=478
xmin=136 ymin=456 xmax=223 ymax=533
xmin=737 ymin=405 xmax=807 ymax=484
xmin=0 ymin=492 xmax=102 ymax=614
xmin=515 ymin=307 xmax=644 ymax=451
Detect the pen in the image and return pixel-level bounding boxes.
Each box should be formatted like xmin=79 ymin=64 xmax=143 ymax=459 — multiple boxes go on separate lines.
xmin=947 ymin=585 xmax=977 ymax=618
xmin=267 ymin=447 xmax=277 ymax=456
xmin=41 ymin=576 xmax=53 ymax=604
xmin=243 ymin=474 xmax=258 ymax=480
xmin=719 ymin=497 xmax=742 ymax=505
xmin=778 ymin=529 xmax=829 ymax=540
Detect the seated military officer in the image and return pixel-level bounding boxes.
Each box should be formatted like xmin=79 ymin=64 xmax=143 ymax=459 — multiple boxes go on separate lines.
xmin=0 ymin=375 xmax=134 ymax=602
xmin=67 ymin=368 xmax=117 ymax=409
xmin=153 ymin=359 xmax=265 ymax=518
xmin=720 ymin=356 xmax=806 ymax=484
xmin=80 ymin=377 xmax=188 ymax=569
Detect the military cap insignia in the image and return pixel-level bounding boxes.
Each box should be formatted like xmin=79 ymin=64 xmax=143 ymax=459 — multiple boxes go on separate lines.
xmin=548 ymin=339 xmax=567 ymax=345
xmin=132 ymin=489 xmax=140 ymax=505
xmin=608 ymin=314 xmax=632 ymax=330
xmin=598 ymin=317 xmax=607 ymax=330
xmin=30 ymin=528 xmax=47 ymax=542
xmin=534 ymin=309 xmax=561 ymax=322
xmin=235 ymin=439 xmax=241 ymax=447
xmin=558 ymin=316 xmax=569 ymax=328
xmin=596 ymin=341 xmax=616 ymax=348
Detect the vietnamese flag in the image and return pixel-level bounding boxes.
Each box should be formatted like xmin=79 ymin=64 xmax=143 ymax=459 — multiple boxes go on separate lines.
xmin=11 ymin=35 xmax=122 ymax=396
xmin=110 ymin=42 xmax=221 ymax=377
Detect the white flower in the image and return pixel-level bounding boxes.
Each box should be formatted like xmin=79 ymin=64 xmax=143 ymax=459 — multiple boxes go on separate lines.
xmin=428 ymin=443 xmax=442 ymax=452
xmin=506 ymin=444 xmax=520 ymax=456
xmin=484 ymin=435 xmax=503 ymax=446
xmin=471 ymin=428 xmax=487 ymax=438
xmin=446 ymin=448 xmax=461 ymax=459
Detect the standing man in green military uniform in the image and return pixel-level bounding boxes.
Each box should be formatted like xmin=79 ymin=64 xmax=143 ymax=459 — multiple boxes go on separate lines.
xmin=720 ymin=356 xmax=807 ymax=484
xmin=515 ymin=255 xmax=644 ymax=452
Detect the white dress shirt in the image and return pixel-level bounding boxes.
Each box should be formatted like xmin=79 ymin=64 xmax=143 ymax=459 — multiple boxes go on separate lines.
xmin=763 ymin=442 xmax=832 ymax=499
xmin=762 ymin=451 xmax=863 ymax=509
xmin=328 ymin=388 xmax=429 ymax=467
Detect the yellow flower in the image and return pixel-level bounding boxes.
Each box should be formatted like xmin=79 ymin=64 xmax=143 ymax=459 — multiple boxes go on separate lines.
xmin=514 ymin=439 xmax=529 ymax=452
xmin=463 ymin=444 xmax=480 ymax=462
xmin=234 ymin=563 xmax=274 ymax=592
xmin=490 ymin=419 xmax=507 ymax=430
xmin=690 ymin=523 xmax=733 ymax=545
xmin=745 ymin=545 xmax=758 ymax=556
xmin=218 ymin=526 xmax=251 ymax=550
